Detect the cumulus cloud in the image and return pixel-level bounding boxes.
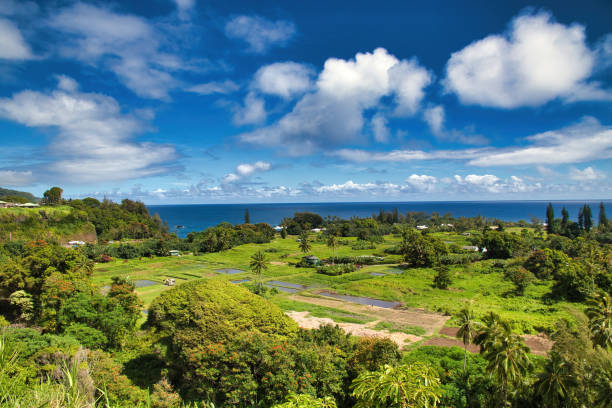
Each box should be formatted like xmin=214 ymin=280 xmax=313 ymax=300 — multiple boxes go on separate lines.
xmin=49 ymin=3 xmax=193 ymax=99
xmin=0 ymin=18 xmax=33 ymax=60
xmin=0 ymin=77 xmax=177 ymax=183
xmin=187 ymin=80 xmax=240 ymax=95
xmin=314 ymin=180 xmax=403 ymax=195
xmin=225 ymin=15 xmax=296 ymax=53
xmin=329 ymin=147 xmax=484 ymax=163
xmin=452 ymin=174 xmax=541 ymax=194
xmin=406 ymin=174 xmax=437 ymax=192
xmin=239 ymin=48 xmax=433 ymax=154
xmin=0 ymin=170 xmax=34 ymax=187
xmin=423 ymin=105 xmax=444 ymax=136
xmin=444 ymin=11 xmax=612 ymax=108
xmin=253 ymin=62 xmax=314 ymax=99
xmin=371 ymin=113 xmax=390 ymax=143
xmin=569 ymin=166 xmax=605 ymax=181
xmin=233 ymin=92 xmax=267 ymax=125
xmin=223 ymin=161 xmax=271 ymax=183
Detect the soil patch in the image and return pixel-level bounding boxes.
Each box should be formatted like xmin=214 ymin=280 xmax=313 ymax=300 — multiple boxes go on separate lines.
xmin=270 ymin=261 xmax=288 ymax=266
xmin=287 ymin=311 xmax=421 ymax=348
xmin=290 ymin=294 xmax=449 ymax=336
xmin=431 ymin=327 xmax=553 ymax=356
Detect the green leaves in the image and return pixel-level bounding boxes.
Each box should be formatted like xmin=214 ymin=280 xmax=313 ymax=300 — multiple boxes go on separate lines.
xmin=351 ymin=363 xmax=442 ymax=408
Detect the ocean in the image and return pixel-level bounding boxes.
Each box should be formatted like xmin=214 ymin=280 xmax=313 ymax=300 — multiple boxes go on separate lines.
xmin=148 ymin=200 xmax=610 ymax=238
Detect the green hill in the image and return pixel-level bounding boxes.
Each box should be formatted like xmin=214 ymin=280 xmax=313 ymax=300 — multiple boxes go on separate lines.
xmin=0 ymin=187 xmax=39 ymax=203
xmin=0 ymin=205 xmax=97 ymax=243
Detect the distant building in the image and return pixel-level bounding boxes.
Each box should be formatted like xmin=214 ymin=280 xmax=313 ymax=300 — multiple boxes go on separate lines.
xmin=0 ymin=201 xmax=16 ymax=208
xmin=16 ymin=203 xmax=39 ymax=208
xmin=164 ymin=278 xmax=176 ymax=286
xmin=303 ymin=255 xmax=320 ymax=266
xmin=416 ymin=225 xmax=428 ymax=230
xmin=169 ymin=250 xmax=181 ymax=257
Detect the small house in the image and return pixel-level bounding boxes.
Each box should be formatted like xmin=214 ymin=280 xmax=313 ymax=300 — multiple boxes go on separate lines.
xmin=164 ymin=278 xmax=176 ymax=286
xmin=0 ymin=201 xmax=16 ymax=208
xmin=303 ymin=255 xmax=320 ymax=266
xmin=416 ymin=225 xmax=428 ymax=230
xmin=16 ymin=202 xmax=39 ymax=208
xmin=169 ymin=250 xmax=181 ymax=257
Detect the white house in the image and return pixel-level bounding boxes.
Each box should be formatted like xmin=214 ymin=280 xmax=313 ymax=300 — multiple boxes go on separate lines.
xmin=416 ymin=225 xmax=428 ymax=230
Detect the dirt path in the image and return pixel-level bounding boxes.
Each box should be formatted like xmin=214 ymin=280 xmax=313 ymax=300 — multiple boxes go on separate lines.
xmin=427 ymin=327 xmax=553 ymax=356
xmin=290 ymin=294 xmax=449 ymax=336
xmin=287 ymin=311 xmax=421 ymax=348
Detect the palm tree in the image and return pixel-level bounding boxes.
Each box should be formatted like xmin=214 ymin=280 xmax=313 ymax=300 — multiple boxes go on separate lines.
xmin=535 ymin=352 xmax=575 ymax=408
xmin=477 ymin=315 xmax=531 ymax=405
xmin=585 ymin=291 xmax=612 ymax=350
xmin=298 ymin=231 xmax=311 ymax=254
xmin=351 ymin=363 xmax=441 ymax=408
xmin=326 ymin=234 xmax=338 ymax=259
xmin=456 ymin=307 xmax=480 ymax=373
xmin=249 ymin=250 xmax=268 ymax=289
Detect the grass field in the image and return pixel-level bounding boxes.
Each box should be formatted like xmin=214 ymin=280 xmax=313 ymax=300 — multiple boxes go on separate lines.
xmin=93 ymin=232 xmax=579 ymax=336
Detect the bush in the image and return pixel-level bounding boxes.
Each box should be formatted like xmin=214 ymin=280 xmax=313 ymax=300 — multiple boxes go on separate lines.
xmin=65 ymin=323 xmax=108 ymax=349
xmin=433 ymin=266 xmax=452 ymax=289
xmin=317 ymin=264 xmax=357 ymax=276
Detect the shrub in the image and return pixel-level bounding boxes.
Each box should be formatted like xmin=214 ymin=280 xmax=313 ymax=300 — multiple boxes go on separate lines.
xmin=317 ymin=264 xmax=357 ymax=276
xmin=433 ymin=266 xmax=453 ymax=289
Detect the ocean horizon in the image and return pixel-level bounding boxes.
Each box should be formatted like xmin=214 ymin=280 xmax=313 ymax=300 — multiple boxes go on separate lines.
xmin=148 ymin=200 xmax=611 ymax=237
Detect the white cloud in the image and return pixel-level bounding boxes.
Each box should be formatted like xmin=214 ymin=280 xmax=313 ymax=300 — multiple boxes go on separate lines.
xmin=0 ymin=170 xmax=34 ymax=187
xmin=388 ymin=58 xmax=433 ymax=115
xmin=49 ymin=3 xmax=189 ymax=99
xmin=406 ymin=174 xmax=437 ymax=192
xmin=253 ymin=62 xmax=314 ymax=99
xmin=187 ymin=80 xmax=240 ymax=95
xmin=0 ymin=0 xmax=38 ymax=16
xmin=233 ymin=92 xmax=267 ymax=125
xmin=371 ymin=113 xmax=390 ymax=143
xmin=174 ymin=0 xmax=195 ymax=19
xmin=330 ymin=117 xmax=612 ymax=167
xmin=0 ymin=77 xmax=177 ymax=183
xmin=223 ymin=161 xmax=271 ymax=184
xmin=239 ymin=48 xmax=433 ymax=154
xmin=468 ymin=117 xmax=612 ymax=166
xmin=314 ymin=180 xmax=402 ymax=195
xmin=0 ymin=18 xmax=33 ymax=60
xmin=423 ymin=105 xmax=444 ymax=136
xmin=569 ymin=166 xmax=605 ymax=181
xmin=225 ymin=15 xmax=296 ymax=53
xmin=444 ymin=11 xmax=611 ymax=108
xmin=452 ymin=174 xmax=541 ymax=194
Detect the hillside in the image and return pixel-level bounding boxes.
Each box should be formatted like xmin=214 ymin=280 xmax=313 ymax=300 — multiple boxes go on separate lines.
xmin=0 ymin=187 xmax=39 ymax=203
xmin=0 ymin=205 xmax=97 ymax=244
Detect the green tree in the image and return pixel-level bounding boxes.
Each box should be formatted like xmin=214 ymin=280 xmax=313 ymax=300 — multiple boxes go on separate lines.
xmin=42 ymin=186 xmax=63 ymax=205
xmin=400 ymin=229 xmax=444 ymax=267
xmin=599 ymin=202 xmax=608 ymax=230
xmin=456 ymin=307 xmax=480 ymax=373
xmin=504 ymin=266 xmax=534 ymax=296
xmin=583 ymin=204 xmax=593 ymax=232
xmin=280 ymin=226 xmax=287 ymax=239
xmin=245 ymin=208 xmax=251 ymax=224
xmin=326 ymin=234 xmax=338 ymax=258
xmin=8 ymin=290 xmax=34 ymax=323
xmin=585 ymin=291 xmax=612 ymax=350
xmin=476 ymin=314 xmax=531 ymax=405
xmin=535 ymin=352 xmax=575 ymax=408
xmin=561 ymin=207 xmax=570 ymax=234
xmin=432 ymin=266 xmax=452 ymax=289
xmin=351 ymin=363 xmax=442 ymax=408
xmin=298 ymin=231 xmax=311 ymax=254
xmin=546 ymin=203 xmax=555 ymax=234
xmin=272 ymin=393 xmax=337 ymax=408
xmin=250 ymin=250 xmax=268 ymax=289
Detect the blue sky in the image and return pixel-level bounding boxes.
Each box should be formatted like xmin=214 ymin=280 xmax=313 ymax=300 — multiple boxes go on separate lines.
xmin=0 ymin=0 xmax=611 ymax=203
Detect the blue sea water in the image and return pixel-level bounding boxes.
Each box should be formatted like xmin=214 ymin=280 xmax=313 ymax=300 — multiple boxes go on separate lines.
xmin=148 ymin=201 xmax=611 ymax=238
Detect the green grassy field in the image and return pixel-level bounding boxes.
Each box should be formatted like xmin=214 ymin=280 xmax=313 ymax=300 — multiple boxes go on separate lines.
xmin=93 ymin=232 xmax=579 ymax=335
